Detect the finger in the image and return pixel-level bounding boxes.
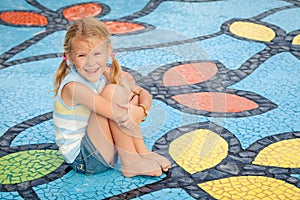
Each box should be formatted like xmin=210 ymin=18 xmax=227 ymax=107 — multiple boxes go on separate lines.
xmin=118 ymin=103 xmax=129 ymax=109
xmin=122 ymin=120 xmax=136 ymax=130
xmin=127 ymin=123 xmax=136 ymax=130
xmin=119 ymin=119 xmax=131 ymax=129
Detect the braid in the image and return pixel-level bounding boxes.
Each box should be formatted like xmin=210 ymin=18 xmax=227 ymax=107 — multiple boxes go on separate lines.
xmin=110 ymin=56 xmax=121 ymax=84
xmin=54 ymin=59 xmax=70 ymax=95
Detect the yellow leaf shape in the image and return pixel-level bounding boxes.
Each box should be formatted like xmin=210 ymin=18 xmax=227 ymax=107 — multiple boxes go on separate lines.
xmin=292 ymin=34 xmax=300 ymax=45
xmin=229 ymin=21 xmax=275 ymax=42
xmin=198 ymin=176 xmax=300 ymax=200
xmin=169 ymin=129 xmax=228 ymax=174
xmin=0 ymin=150 xmax=64 ymax=184
xmin=253 ymin=138 xmax=300 ymax=168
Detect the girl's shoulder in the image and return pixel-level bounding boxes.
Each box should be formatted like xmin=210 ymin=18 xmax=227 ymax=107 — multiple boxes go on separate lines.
xmin=59 ymin=69 xmax=94 ymax=96
xmin=61 ymin=68 xmax=78 ymax=84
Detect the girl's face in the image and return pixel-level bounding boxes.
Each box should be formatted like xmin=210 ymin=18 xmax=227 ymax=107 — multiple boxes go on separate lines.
xmin=67 ymin=37 xmax=111 ymax=82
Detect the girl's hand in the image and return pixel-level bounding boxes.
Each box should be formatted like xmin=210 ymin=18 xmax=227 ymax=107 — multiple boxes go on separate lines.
xmin=116 ymin=104 xmax=144 ymax=130
xmin=128 ymin=104 xmax=145 ymax=125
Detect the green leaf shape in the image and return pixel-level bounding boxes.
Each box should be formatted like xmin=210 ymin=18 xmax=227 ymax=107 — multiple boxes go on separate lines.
xmin=0 ymin=150 xmax=64 ymax=184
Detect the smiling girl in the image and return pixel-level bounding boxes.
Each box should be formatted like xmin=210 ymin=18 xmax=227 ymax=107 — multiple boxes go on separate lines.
xmin=53 ymin=17 xmax=171 ymax=177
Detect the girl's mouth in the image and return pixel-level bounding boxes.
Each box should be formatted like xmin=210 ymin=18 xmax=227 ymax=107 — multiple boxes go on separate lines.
xmin=85 ymin=67 xmax=99 ymax=74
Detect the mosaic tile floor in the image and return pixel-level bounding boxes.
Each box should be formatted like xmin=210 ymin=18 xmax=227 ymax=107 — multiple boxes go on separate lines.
xmin=0 ymin=0 xmax=300 ymax=199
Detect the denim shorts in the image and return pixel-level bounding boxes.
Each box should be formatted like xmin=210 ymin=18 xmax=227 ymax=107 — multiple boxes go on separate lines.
xmin=69 ymin=133 xmax=118 ymax=175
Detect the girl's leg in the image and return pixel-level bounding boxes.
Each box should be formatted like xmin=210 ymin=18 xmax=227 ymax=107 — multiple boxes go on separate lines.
xmin=87 ymin=84 xmax=162 ymax=177
xmin=108 ymin=118 xmax=163 ymax=177
xmin=86 ymin=112 xmax=115 ymax=165
xmin=131 ymin=127 xmax=171 ymax=172
xmin=128 ymin=93 xmax=172 ymax=172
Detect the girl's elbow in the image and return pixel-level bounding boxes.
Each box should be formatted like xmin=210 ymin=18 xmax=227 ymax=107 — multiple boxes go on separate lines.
xmin=148 ymin=93 xmax=153 ymax=101
xmin=144 ymin=89 xmax=152 ymax=100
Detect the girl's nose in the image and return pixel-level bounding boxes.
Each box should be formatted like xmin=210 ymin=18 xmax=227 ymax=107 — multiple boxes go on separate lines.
xmin=84 ymin=54 xmax=97 ymax=67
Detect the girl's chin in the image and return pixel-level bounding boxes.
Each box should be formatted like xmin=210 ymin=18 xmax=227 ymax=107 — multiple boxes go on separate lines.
xmin=87 ymin=78 xmax=98 ymax=82
xmin=85 ymin=75 xmax=101 ymax=82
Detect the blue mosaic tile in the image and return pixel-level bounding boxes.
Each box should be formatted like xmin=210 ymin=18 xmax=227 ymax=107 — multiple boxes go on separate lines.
xmin=291 ymin=174 xmax=300 ymax=180
xmin=34 ymin=169 xmax=164 ymax=199
xmin=0 ymin=59 xmax=57 ymax=135
xmin=11 ymin=121 xmax=55 ymax=146
xmin=0 ymin=1 xmax=39 ymax=12
xmin=141 ymin=100 xmax=207 ymax=148
xmin=0 ymin=27 xmax=45 ymax=56
xmin=116 ymin=44 xmax=210 ymax=76
xmin=229 ymin=53 xmax=300 ymax=148
xmin=8 ymin=31 xmax=66 ymax=62
xmin=199 ymin=35 xmax=266 ymax=70
xmin=263 ymin=7 xmax=300 ymax=33
xmin=134 ymin=188 xmax=194 ymax=200
xmin=0 ymin=191 xmax=22 ymax=200
xmin=138 ymin=0 xmax=290 ymax=38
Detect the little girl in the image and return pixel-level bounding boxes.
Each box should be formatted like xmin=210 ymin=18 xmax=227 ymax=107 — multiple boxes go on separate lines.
xmin=53 ymin=17 xmax=171 ymax=177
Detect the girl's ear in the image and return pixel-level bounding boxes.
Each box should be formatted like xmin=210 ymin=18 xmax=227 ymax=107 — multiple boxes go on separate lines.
xmin=65 ymin=52 xmax=73 ymax=65
xmin=108 ymin=44 xmax=113 ymax=58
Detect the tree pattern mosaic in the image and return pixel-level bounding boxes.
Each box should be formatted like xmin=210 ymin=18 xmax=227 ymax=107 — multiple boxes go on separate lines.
xmin=0 ymin=0 xmax=299 ymax=199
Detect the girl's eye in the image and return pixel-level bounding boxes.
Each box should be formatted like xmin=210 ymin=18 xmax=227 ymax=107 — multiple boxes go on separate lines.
xmin=78 ymin=54 xmax=86 ymax=58
xmin=94 ymin=52 xmax=101 ymax=56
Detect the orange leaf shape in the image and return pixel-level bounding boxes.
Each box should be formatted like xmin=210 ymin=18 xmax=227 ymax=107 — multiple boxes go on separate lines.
xmin=163 ymin=62 xmax=218 ymax=86
xmin=172 ymin=92 xmax=258 ymax=113
xmin=0 ymin=11 xmax=47 ymax=26
xmin=104 ymin=21 xmax=145 ymax=35
xmin=63 ymin=3 xmax=102 ymax=21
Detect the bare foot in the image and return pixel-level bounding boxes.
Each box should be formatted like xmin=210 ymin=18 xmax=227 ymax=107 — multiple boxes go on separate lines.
xmin=140 ymin=152 xmax=171 ymax=172
xmin=122 ymin=156 xmax=162 ymax=178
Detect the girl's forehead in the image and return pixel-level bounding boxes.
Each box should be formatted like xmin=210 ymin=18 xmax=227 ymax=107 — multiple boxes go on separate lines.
xmin=72 ymin=37 xmax=108 ymax=52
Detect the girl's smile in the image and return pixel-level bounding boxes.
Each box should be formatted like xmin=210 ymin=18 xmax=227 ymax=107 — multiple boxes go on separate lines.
xmin=85 ymin=67 xmax=100 ymax=74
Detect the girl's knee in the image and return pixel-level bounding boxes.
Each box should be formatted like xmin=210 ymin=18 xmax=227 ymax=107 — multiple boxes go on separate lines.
xmin=101 ymin=84 xmax=128 ymax=104
xmin=101 ymin=84 xmax=115 ymax=99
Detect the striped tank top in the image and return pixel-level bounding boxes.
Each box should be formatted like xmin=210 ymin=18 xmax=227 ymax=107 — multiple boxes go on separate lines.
xmin=53 ymin=67 xmax=107 ymax=163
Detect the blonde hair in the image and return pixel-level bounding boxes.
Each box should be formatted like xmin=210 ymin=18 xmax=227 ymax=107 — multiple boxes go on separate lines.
xmin=53 ymin=17 xmax=121 ymax=95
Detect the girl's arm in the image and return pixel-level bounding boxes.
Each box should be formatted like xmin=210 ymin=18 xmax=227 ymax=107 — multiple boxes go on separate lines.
xmin=105 ymin=69 xmax=152 ymax=123
xmin=62 ymin=81 xmax=134 ymax=128
xmin=126 ymin=82 xmax=152 ymax=123
xmin=132 ymin=85 xmax=152 ymax=110
xmin=115 ymin=70 xmax=152 ymax=109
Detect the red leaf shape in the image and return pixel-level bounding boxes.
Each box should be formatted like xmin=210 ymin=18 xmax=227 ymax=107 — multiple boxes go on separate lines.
xmin=0 ymin=11 xmax=47 ymax=26
xmin=172 ymin=92 xmax=259 ymax=113
xmin=63 ymin=3 xmax=102 ymax=21
xmin=104 ymin=21 xmax=145 ymax=35
xmin=163 ymin=62 xmax=218 ymax=86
